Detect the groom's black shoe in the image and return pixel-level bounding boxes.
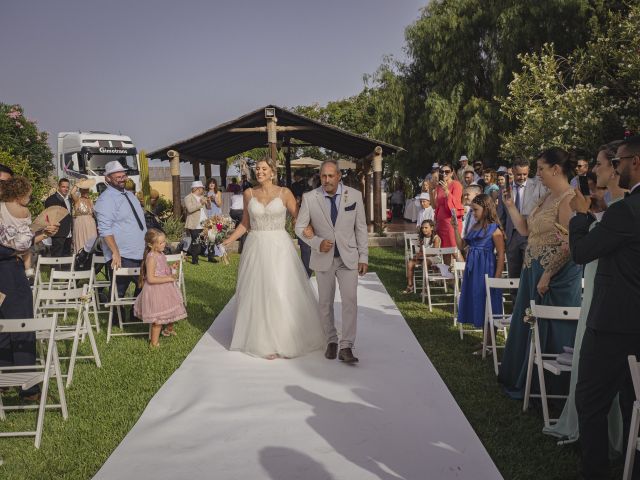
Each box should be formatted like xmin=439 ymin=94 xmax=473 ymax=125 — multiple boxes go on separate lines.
xmin=338 ymin=348 xmax=359 ymax=364
xmin=324 ymin=343 xmax=338 ymax=360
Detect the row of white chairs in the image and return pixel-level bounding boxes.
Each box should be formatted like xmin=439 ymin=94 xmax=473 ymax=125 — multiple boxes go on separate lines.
xmin=1 ymin=252 xmax=188 ymax=447
xmin=403 ymin=234 xmax=640 ymax=477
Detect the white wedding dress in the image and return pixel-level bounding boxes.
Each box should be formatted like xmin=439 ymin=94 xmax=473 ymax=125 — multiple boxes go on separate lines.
xmin=230 ymin=192 xmax=325 ymax=358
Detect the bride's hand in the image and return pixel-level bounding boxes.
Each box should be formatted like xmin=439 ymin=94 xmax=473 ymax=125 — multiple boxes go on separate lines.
xmin=303 ymin=225 xmax=314 ymax=239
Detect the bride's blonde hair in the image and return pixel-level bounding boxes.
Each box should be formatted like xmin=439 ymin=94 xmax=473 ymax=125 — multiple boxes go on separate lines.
xmin=257 ymin=157 xmax=277 ymax=177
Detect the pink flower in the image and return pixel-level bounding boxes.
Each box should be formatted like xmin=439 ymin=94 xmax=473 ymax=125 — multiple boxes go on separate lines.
xmin=7 ymin=110 xmax=21 ymax=119
xmin=216 ymin=223 xmax=223 ymax=232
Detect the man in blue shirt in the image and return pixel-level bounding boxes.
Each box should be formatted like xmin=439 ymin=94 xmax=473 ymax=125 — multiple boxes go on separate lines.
xmin=95 ymin=160 xmax=147 ymax=301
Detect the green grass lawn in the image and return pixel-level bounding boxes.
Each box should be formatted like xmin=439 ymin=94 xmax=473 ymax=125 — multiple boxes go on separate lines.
xmin=0 ymin=248 xmax=589 ymax=479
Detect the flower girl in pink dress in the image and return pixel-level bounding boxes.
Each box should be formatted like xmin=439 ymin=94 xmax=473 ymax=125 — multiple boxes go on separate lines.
xmin=134 ymin=229 xmax=187 ymax=347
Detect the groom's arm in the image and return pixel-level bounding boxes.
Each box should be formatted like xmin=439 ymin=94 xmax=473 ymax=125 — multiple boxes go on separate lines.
xmin=295 ymin=194 xmax=323 ymax=251
xmin=354 ymin=191 xmax=369 ymax=264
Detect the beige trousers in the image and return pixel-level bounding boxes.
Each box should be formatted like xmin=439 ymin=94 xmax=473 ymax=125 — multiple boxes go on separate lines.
xmin=315 ymin=256 xmax=358 ymax=349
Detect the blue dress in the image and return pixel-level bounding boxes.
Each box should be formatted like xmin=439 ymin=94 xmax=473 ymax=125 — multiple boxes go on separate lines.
xmin=458 ymin=223 xmax=502 ymax=328
xmin=498 ymin=191 xmax=582 ymax=399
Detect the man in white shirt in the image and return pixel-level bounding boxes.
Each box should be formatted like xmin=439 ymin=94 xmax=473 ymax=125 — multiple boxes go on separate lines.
xmin=457 ymin=155 xmax=470 ymax=181
xmin=461 ymin=184 xmax=481 ymax=243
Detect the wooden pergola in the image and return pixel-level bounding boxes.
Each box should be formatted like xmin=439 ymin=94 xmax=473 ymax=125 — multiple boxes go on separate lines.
xmin=147 ymin=105 xmax=403 ymax=231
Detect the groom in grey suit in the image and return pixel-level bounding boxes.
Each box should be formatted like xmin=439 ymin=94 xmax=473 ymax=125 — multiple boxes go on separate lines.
xmin=295 ymin=160 xmax=369 ymax=363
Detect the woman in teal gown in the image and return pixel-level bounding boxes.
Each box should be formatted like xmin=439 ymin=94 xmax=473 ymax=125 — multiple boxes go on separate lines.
xmin=543 ymin=142 xmax=623 ymax=455
xmin=498 ymin=148 xmax=583 ymax=399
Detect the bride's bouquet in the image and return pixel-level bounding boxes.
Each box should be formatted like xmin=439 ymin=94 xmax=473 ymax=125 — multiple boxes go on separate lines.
xmin=200 ymin=215 xmax=235 ymax=265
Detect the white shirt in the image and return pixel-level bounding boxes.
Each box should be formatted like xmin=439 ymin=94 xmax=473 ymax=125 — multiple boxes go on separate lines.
xmin=630 ymin=182 xmax=640 ymax=194
xmin=59 ymin=192 xmax=72 ymax=238
xmin=230 ymin=193 xmax=244 ymax=210
xmin=416 ymin=206 xmax=434 ymax=226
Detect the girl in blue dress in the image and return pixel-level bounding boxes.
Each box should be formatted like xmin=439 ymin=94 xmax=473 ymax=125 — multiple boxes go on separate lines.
xmin=452 ymin=193 xmax=505 ymax=329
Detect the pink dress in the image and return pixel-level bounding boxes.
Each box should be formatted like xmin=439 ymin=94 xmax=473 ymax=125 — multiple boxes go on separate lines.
xmin=134 ymin=252 xmax=187 ymax=324
xmin=434 ymin=180 xmax=464 ymax=248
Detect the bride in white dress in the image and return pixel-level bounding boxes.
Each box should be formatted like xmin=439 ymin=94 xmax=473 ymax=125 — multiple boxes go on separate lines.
xmin=221 ymin=158 xmax=325 ymax=359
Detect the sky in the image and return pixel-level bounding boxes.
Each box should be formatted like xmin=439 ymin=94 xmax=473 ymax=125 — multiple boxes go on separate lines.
xmin=0 ymin=0 xmax=424 ymax=157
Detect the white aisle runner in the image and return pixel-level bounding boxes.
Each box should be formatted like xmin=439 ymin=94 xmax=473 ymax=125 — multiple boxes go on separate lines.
xmin=94 ymin=273 xmax=502 ymax=480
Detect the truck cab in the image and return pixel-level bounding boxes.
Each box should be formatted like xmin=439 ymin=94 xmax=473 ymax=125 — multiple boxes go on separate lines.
xmin=56 ymin=131 xmax=140 ymax=192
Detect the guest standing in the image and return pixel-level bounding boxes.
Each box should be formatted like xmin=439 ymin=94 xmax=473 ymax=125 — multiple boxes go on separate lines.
xmin=543 ymin=141 xmax=624 ymax=455
xmin=183 ymin=180 xmax=209 ymax=265
xmin=429 ymin=161 xmax=464 ymax=251
xmin=134 ymin=229 xmax=187 ymax=348
xmin=497 ymin=158 xmax=532 ymax=299
xmin=452 ymin=194 xmax=505 ymax=329
xmin=0 ymin=176 xmax=58 ymax=401
xmin=498 ymin=148 xmax=582 ymax=398
xmin=94 ymin=161 xmax=147 ymax=302
xmin=570 ymin=136 xmax=640 ymax=479
xmin=44 ymin=178 xmax=73 ymax=257
xmin=70 ymin=179 xmax=97 ymax=253
xmin=206 ymin=178 xmax=222 ymax=217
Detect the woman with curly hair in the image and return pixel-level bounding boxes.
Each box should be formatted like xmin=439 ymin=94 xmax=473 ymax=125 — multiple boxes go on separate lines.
xmin=0 ymin=176 xmax=59 ymax=401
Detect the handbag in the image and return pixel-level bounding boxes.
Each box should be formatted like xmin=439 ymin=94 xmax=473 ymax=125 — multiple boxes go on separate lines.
xmin=74 ymin=237 xmax=101 ymax=271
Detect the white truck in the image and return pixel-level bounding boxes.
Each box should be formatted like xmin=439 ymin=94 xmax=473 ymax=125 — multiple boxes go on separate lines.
xmin=56 ymin=131 xmax=140 ymax=192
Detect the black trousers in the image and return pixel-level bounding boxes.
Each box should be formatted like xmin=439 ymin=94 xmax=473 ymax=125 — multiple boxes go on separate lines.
xmin=576 ymin=327 xmax=640 ymax=479
xmin=50 ymin=236 xmax=72 ymax=257
xmin=506 ymin=239 xmax=526 ymax=301
xmin=0 ymin=255 xmax=39 ymax=397
xmin=229 ymin=209 xmax=246 ymax=254
xmin=187 ymin=229 xmax=202 ymax=264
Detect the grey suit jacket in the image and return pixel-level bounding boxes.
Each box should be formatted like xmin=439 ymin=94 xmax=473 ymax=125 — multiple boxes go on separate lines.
xmin=295 ymin=186 xmax=368 ymax=271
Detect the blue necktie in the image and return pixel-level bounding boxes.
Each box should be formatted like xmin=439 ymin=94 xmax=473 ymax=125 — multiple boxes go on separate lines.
xmin=514 ymin=184 xmax=522 ymax=212
xmin=329 ymin=195 xmax=340 ymax=257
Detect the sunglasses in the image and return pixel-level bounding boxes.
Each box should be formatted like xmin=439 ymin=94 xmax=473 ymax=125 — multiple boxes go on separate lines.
xmin=611 ymin=155 xmax=636 ymax=169
xmin=440 ymin=169 xmax=452 ymax=174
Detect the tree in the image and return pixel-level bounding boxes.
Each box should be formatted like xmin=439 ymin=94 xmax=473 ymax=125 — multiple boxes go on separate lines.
xmin=499 ymin=5 xmax=640 ymax=160
xmin=366 ymin=0 xmax=627 ymax=176
xmin=0 ymin=103 xmax=53 ymax=178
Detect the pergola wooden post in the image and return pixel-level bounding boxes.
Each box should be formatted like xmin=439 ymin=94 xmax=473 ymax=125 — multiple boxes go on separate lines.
xmin=167 ymin=150 xmax=182 ymax=219
xmin=361 ymin=158 xmax=372 ymax=228
xmin=220 ymin=162 xmax=227 ymax=187
xmin=191 ymin=159 xmax=201 ymax=181
xmin=203 ymin=162 xmax=212 ymax=181
xmin=284 ymin=140 xmax=293 ymax=187
xmin=371 ymin=146 xmax=383 ymax=233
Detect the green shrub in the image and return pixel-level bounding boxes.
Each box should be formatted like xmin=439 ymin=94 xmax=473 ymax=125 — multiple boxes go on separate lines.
xmin=161 ymin=215 xmax=185 ymax=242
xmin=0 ymin=149 xmax=52 ymax=215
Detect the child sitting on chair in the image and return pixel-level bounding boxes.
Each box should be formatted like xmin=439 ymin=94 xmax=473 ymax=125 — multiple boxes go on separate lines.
xmin=403 ymin=219 xmax=443 ymax=294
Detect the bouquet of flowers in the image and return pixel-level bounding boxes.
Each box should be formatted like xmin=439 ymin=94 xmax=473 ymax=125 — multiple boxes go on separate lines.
xmin=200 ymin=214 xmax=235 ymax=265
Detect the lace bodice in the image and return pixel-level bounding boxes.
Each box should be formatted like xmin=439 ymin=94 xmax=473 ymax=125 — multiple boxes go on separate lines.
xmin=248 ymin=197 xmax=286 ymax=232
xmin=524 ymin=190 xmax=575 ymax=276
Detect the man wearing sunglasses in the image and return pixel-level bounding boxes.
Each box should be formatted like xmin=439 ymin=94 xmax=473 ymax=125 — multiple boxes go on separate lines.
xmin=569 ymin=136 xmax=640 ymax=480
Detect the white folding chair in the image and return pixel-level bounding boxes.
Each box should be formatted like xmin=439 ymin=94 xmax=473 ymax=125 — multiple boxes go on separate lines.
xmin=34 ymin=285 xmax=101 ymax=387
xmin=624 ymin=355 xmax=640 ymax=480
xmin=48 ymin=269 xmax=100 ymax=332
xmin=421 ymin=246 xmax=457 ymax=312
xmin=105 ymin=267 xmax=145 ymax=342
xmin=403 ymin=233 xmax=418 ymax=273
xmin=165 ymin=253 xmax=186 ymax=305
xmin=0 ymin=314 xmax=68 ymax=448
xmin=483 ymin=275 xmax=520 ymax=375
xmin=32 ymin=255 xmax=75 ymax=297
xmin=452 ymin=261 xmax=466 ymax=331
xmin=523 ymin=301 xmax=581 ymax=427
